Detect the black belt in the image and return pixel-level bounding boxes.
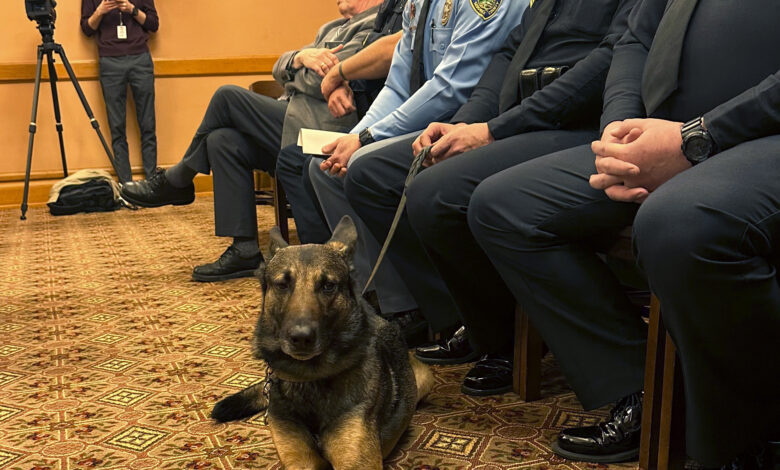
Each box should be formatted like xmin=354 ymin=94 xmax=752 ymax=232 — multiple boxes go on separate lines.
xmin=519 ymin=66 xmax=569 ymax=102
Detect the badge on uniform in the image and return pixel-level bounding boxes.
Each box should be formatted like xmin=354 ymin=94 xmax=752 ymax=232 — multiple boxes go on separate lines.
xmin=441 ymin=0 xmax=453 ymax=26
xmin=470 ymin=0 xmax=502 ymax=20
xmin=530 ymin=0 xmax=535 ymax=6
xmin=410 ymin=1 xmax=416 ymax=21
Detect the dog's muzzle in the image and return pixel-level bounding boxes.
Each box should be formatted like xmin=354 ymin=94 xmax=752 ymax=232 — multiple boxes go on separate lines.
xmin=281 ymin=323 xmax=321 ymax=361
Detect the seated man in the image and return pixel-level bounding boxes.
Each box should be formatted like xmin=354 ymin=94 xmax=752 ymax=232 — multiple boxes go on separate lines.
xmin=468 ymin=0 xmax=779 ymax=464
xmin=342 ymin=0 xmax=639 ymax=395
xmin=119 ymin=0 xmax=387 ymax=281
xmin=277 ymin=0 xmax=526 ymax=339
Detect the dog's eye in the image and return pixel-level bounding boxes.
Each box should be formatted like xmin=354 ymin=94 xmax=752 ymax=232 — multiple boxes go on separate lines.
xmin=274 ymin=281 xmax=290 ymax=291
xmin=321 ymin=281 xmax=337 ymax=293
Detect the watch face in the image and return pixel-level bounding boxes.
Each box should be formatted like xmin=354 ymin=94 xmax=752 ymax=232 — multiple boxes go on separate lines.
xmin=684 ymin=133 xmax=713 ymax=163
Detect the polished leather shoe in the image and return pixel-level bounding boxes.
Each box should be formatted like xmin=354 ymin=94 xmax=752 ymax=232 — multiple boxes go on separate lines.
xmin=415 ymin=326 xmax=480 ymax=365
xmin=192 ymin=246 xmax=263 ymax=282
xmin=386 ymin=310 xmax=429 ymax=348
xmin=120 ymin=168 xmax=195 ymax=207
xmin=461 ymin=354 xmax=513 ymax=396
xmin=552 ymin=391 xmax=642 ymax=463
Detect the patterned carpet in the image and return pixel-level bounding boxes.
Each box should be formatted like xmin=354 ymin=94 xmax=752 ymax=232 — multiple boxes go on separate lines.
xmin=0 ymin=197 xmax=639 ymax=470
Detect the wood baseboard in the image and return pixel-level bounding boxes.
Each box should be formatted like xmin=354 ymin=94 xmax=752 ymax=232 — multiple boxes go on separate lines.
xmin=0 ymin=172 xmax=213 ymax=209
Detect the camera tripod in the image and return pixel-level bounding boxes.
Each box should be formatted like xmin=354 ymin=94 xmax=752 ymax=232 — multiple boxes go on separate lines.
xmin=20 ymin=25 xmax=118 ymax=220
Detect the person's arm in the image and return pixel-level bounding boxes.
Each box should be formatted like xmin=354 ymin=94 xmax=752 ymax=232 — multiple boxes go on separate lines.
xmin=132 ymin=0 xmax=158 ymax=31
xmin=356 ymin=0 xmax=526 ymax=141
xmin=486 ymin=0 xmax=640 ymax=140
xmin=322 ymin=31 xmax=402 ymax=99
xmin=82 ymin=0 xmax=114 ymax=35
xmin=599 ymin=0 xmax=667 ymax=129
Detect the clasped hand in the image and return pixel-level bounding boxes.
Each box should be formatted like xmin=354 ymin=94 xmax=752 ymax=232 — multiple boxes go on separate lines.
xmin=294 ymin=45 xmax=344 ymax=78
xmin=412 ymin=122 xmax=494 ymax=167
xmin=589 ymin=118 xmax=691 ymax=204
xmin=320 ymin=134 xmax=361 ymax=177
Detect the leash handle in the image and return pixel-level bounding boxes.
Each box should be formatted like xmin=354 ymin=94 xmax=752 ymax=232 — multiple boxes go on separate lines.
xmin=361 ymin=146 xmax=431 ymax=296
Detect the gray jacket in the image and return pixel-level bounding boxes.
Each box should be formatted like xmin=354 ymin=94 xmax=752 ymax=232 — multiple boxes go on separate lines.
xmin=272 ymin=7 xmax=379 ymax=148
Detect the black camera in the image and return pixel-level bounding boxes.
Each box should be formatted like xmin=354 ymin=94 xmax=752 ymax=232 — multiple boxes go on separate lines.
xmin=25 ymin=0 xmax=57 ymax=24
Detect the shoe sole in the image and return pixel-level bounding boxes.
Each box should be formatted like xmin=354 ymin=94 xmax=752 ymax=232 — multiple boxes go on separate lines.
xmin=121 ymin=191 xmax=195 ymax=208
xmin=550 ymin=441 xmax=639 ymax=463
xmin=192 ymin=268 xmax=258 ymax=282
xmin=460 ymin=382 xmax=513 ymax=397
xmin=415 ymin=351 xmax=481 ymax=365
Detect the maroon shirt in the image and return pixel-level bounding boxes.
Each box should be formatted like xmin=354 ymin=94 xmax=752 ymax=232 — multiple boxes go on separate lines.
xmin=81 ymin=0 xmax=159 ymax=57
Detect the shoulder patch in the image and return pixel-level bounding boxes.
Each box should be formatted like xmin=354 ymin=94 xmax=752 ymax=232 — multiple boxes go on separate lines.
xmin=469 ymin=0 xmax=502 ymax=20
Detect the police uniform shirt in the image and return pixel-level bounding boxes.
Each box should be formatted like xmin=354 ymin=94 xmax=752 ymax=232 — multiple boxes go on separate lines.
xmin=602 ymin=0 xmax=780 ymax=151
xmin=351 ymin=0 xmax=527 ymax=140
xmin=451 ymin=0 xmax=639 ymax=140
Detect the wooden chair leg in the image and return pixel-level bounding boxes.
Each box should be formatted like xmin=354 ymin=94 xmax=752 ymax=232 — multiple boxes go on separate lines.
xmin=273 ymin=177 xmax=289 ymax=243
xmin=639 ymin=294 xmax=685 ymax=470
xmin=513 ymin=304 xmax=543 ymax=401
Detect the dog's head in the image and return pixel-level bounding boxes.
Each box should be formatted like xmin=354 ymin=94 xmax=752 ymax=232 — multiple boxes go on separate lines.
xmin=253 ymin=216 xmax=369 ymax=380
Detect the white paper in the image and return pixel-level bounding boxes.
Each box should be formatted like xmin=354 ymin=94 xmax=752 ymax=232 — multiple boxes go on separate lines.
xmin=297 ymin=128 xmax=348 ymax=155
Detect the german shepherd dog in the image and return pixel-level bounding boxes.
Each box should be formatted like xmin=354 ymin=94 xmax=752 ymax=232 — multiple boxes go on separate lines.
xmin=211 ymin=216 xmax=434 ymax=469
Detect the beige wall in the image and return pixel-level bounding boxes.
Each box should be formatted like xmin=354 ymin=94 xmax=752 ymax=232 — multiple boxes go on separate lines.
xmin=0 ymin=0 xmax=337 ymax=180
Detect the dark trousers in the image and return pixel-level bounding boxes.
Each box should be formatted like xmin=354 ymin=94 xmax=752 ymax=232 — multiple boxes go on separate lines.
xmin=99 ymin=52 xmax=157 ymax=183
xmin=468 ymin=138 xmax=780 ymax=465
xmin=275 ymin=145 xmax=333 ymax=244
xmin=179 ymin=85 xmax=286 ymax=238
xmin=406 ymin=129 xmax=598 ymax=351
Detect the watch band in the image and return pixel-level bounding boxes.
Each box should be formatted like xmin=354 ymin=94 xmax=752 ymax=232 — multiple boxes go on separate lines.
xmin=131 ymin=6 xmax=139 ymax=17
xmin=358 ymin=128 xmax=374 ymax=147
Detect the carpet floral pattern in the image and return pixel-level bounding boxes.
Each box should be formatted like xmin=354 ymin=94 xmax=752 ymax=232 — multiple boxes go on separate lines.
xmin=0 ymin=198 xmax=638 ymax=470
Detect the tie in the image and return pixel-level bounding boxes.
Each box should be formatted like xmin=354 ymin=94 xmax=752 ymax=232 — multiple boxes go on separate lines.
xmin=498 ymin=0 xmax=556 ymax=112
xmin=409 ymin=0 xmax=433 ymax=94
xmin=641 ymin=0 xmax=698 ymax=115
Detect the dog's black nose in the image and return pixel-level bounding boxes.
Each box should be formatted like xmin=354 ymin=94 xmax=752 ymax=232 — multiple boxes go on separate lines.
xmin=288 ymin=324 xmax=316 ymax=350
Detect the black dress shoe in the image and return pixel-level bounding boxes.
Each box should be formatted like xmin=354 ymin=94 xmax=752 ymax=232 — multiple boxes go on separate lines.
xmin=386 ymin=310 xmax=429 ymax=348
xmin=192 ymin=246 xmax=263 ymax=282
xmin=120 ymin=168 xmax=195 ymax=207
xmin=552 ymin=391 xmax=642 ymax=463
xmin=461 ymin=354 xmax=513 ymax=396
xmin=415 ymin=326 xmax=480 ymax=365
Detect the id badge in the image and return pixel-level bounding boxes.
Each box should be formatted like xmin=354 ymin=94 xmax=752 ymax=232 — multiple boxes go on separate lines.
xmin=117 ymin=25 xmax=127 ymax=40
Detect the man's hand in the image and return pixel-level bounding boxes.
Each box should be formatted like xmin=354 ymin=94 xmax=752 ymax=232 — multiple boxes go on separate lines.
xmin=116 ymin=0 xmax=134 ymax=13
xmin=423 ymin=123 xmax=494 ymax=167
xmin=590 ymin=118 xmax=691 ymax=203
xmin=327 ymin=85 xmax=356 ymax=118
xmin=412 ymin=122 xmax=461 ymax=156
xmin=321 ymin=66 xmax=345 ymax=100
xmin=95 ymin=0 xmax=118 ymax=15
xmin=294 ymin=45 xmax=344 ymax=77
xmin=320 ymin=134 xmax=361 ymax=177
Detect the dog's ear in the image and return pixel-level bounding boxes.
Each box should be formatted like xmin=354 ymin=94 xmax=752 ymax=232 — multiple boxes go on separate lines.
xmin=326 ymin=215 xmax=357 ymax=260
xmin=268 ymin=226 xmax=289 ymax=259
xmin=254 ymin=262 xmax=268 ymax=291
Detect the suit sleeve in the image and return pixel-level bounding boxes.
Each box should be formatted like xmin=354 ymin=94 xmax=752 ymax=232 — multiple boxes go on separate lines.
xmin=488 ymin=0 xmax=639 ymax=140
xmin=353 ymin=0 xmax=526 ymax=140
xmin=599 ymin=0 xmax=666 ymax=129
xmin=704 ymin=70 xmax=780 ymax=152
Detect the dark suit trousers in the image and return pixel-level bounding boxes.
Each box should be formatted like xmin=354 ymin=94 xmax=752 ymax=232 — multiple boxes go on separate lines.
xmin=179 ymin=85 xmax=285 ymax=238
xmin=405 ymin=129 xmax=599 ymax=352
xmin=469 ymin=138 xmax=780 ymax=465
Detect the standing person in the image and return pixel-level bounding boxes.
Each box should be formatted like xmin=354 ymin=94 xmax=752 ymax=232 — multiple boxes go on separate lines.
xmin=81 ymin=0 xmax=159 ymax=184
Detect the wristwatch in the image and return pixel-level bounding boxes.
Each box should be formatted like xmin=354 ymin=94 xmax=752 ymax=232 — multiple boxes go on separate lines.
xmin=131 ymin=6 xmax=140 ymax=17
xmin=358 ymin=128 xmax=375 ymax=147
xmin=681 ymin=117 xmax=716 ymax=165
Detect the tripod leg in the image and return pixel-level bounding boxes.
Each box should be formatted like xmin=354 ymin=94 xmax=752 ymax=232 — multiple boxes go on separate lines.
xmin=46 ymin=50 xmax=68 ymax=178
xmin=54 ymin=44 xmax=120 ymax=178
xmin=21 ymin=46 xmax=45 ymax=221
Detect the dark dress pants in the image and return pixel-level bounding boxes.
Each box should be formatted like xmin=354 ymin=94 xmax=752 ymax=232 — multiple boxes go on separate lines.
xmin=633 ymin=135 xmax=780 ymax=466
xmin=275 ymin=145 xmax=333 ymax=244
xmin=406 ymin=129 xmax=598 ymax=352
xmin=179 ymin=85 xmax=286 ymax=238
xmin=469 ymin=139 xmax=780 ymax=465
xmin=467 ymin=144 xmax=647 ymax=411
xmin=99 ymin=52 xmax=157 ymax=183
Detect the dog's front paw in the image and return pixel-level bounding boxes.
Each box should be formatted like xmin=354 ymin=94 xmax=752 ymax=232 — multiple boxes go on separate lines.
xmin=211 ymin=388 xmax=268 ymax=422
